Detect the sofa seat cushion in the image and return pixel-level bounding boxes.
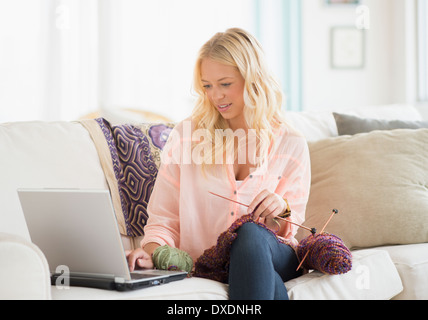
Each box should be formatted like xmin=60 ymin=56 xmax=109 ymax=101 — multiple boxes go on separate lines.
xmin=380 ymin=243 xmax=428 ymax=300
xmin=52 ymin=250 xmax=403 ymax=300
xmin=51 ymin=277 xmax=228 ymax=300
xmin=284 ymin=249 xmax=402 ymax=300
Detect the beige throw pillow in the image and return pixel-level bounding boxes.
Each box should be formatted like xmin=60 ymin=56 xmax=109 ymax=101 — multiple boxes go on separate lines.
xmin=297 ymin=129 xmax=428 ymax=250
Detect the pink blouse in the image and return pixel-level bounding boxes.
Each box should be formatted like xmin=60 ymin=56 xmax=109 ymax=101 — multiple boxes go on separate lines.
xmin=141 ymin=119 xmax=311 ymax=261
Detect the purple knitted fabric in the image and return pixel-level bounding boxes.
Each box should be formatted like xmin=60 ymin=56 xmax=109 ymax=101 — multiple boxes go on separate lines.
xmin=193 ymin=214 xmax=290 ymax=283
xmin=297 ymin=233 xmax=352 ymax=275
xmin=193 ymin=215 xmax=353 ymax=281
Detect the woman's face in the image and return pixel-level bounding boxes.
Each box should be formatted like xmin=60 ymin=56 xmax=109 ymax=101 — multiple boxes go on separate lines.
xmin=200 ymin=58 xmax=246 ymax=129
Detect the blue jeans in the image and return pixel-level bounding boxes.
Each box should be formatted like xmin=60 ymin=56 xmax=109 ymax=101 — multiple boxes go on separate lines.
xmin=228 ymin=223 xmax=302 ymax=300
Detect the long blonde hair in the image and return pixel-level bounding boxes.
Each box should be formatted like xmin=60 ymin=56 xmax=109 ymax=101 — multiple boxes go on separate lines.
xmin=191 ymin=28 xmax=285 ymax=169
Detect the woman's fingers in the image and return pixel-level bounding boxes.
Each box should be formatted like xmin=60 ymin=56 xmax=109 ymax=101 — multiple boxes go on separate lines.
xmin=248 ymin=190 xmax=285 ymax=220
xmin=127 ymin=248 xmax=152 ymax=271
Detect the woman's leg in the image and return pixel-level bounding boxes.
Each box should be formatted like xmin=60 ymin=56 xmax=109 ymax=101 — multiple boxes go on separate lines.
xmin=228 ymin=222 xmax=301 ymax=300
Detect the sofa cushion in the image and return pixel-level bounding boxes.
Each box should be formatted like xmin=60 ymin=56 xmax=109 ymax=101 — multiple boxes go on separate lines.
xmin=0 ymin=121 xmax=108 ymax=239
xmin=285 ymin=249 xmax=403 ymax=300
xmin=333 ymin=104 xmax=424 ymax=122
xmin=81 ymin=119 xmax=175 ymax=237
xmin=284 ymin=111 xmax=338 ymax=142
xmin=333 ymin=112 xmax=428 ymax=135
xmin=380 ymin=243 xmax=428 ymax=300
xmin=297 ymin=129 xmax=428 ymax=250
xmin=51 ymin=277 xmax=228 ymax=300
xmin=50 ymin=249 xmax=403 ymax=301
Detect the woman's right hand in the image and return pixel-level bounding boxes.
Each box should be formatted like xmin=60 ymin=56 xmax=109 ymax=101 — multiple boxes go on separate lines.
xmin=126 ymin=248 xmax=154 ymax=271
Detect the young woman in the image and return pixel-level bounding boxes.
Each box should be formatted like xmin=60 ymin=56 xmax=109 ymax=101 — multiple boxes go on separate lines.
xmin=127 ymin=28 xmax=311 ymax=300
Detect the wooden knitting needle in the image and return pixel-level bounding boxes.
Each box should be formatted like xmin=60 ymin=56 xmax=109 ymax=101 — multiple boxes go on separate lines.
xmin=275 ymin=216 xmax=317 ymax=234
xmin=296 ymin=209 xmax=339 ymax=271
xmin=319 ymin=209 xmax=339 ymax=234
xmin=208 ymin=191 xmax=315 ymax=233
xmin=209 ymin=191 xmax=250 ymax=208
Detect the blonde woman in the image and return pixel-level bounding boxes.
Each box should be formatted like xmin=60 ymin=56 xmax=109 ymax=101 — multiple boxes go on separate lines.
xmin=127 ymin=28 xmax=311 ymax=300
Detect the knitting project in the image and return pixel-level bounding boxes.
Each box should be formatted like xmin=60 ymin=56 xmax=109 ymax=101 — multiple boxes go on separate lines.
xmin=194 ymin=214 xmax=352 ymax=282
xmin=297 ymin=233 xmax=352 ymax=275
xmin=193 ymin=214 xmax=291 ymax=283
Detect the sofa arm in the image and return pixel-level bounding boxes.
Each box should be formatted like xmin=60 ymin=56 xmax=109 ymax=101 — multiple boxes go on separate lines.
xmin=0 ymin=233 xmax=51 ymax=300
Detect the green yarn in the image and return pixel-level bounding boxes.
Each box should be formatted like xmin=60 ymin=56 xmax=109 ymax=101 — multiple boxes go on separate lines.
xmin=152 ymin=245 xmax=193 ymax=273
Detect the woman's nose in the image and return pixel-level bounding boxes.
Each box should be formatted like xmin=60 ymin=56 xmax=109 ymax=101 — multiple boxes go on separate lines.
xmin=211 ymin=87 xmax=225 ymax=101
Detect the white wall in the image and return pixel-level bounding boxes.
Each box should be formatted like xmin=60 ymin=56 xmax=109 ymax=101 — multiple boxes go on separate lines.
xmin=301 ymin=0 xmax=417 ymax=112
xmin=0 ymin=0 xmax=420 ymax=122
xmin=99 ymin=0 xmax=256 ymax=123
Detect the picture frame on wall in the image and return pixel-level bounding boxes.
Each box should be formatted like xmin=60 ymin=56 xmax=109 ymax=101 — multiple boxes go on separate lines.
xmin=330 ymin=26 xmax=365 ymax=69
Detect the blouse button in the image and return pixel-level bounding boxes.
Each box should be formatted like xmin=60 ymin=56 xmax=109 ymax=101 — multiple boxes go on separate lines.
xmin=249 ymin=175 xmax=253 ymax=179
xmin=231 ymin=211 xmax=234 ymax=216
xmin=234 ymin=190 xmax=237 ymax=195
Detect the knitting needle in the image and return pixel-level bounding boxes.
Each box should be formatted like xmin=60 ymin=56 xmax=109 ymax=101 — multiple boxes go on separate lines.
xmin=296 ymin=209 xmax=339 ymax=271
xmin=208 ymin=191 xmax=250 ymax=208
xmin=275 ymin=216 xmax=317 ymax=234
xmin=319 ymin=209 xmax=339 ymax=234
xmin=208 ymin=191 xmax=315 ymax=233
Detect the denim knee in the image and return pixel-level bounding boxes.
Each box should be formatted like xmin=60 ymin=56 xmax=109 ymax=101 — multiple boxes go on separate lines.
xmin=231 ymin=223 xmax=271 ymax=257
xmin=236 ymin=222 xmax=264 ymax=239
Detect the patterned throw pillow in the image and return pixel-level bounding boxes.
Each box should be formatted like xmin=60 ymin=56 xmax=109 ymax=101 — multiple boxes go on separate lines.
xmin=95 ymin=118 xmax=175 ymax=237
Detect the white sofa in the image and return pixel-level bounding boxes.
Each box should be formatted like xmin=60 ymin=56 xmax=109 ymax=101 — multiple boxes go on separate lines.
xmin=1 ymin=104 xmax=427 ymax=300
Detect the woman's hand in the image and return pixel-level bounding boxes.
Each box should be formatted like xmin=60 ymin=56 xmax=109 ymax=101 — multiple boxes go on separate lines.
xmin=247 ymin=190 xmax=286 ymax=222
xmin=126 ymin=248 xmax=154 ymax=271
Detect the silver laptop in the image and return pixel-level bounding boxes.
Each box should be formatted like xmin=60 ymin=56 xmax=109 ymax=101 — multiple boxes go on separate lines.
xmin=17 ymin=188 xmax=187 ymax=291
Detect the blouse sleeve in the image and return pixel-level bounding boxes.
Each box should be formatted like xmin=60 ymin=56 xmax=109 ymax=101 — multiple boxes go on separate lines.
xmin=275 ymin=134 xmax=311 ymax=242
xmin=140 ymin=128 xmax=182 ymax=249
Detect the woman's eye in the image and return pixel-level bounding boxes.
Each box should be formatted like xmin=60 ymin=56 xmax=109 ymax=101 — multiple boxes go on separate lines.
xmin=203 ymin=85 xmax=212 ymax=89
xmin=222 ymin=83 xmax=232 ymax=87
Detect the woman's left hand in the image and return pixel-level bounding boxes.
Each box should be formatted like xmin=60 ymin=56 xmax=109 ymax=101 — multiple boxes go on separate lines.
xmin=247 ymin=189 xmax=286 ymax=222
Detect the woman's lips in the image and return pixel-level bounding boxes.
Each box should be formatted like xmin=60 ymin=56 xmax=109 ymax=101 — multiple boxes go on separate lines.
xmin=217 ymin=103 xmax=232 ymax=113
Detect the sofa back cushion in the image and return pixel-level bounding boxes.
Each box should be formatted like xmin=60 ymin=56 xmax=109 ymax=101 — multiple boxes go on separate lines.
xmin=82 ymin=118 xmax=175 ymax=237
xmin=0 ymin=121 xmax=108 ymax=239
xmin=297 ymin=129 xmax=428 ymax=249
xmin=333 ymin=112 xmax=428 ymax=135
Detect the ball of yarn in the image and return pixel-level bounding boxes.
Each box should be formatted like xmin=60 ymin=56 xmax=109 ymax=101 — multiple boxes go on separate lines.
xmin=152 ymin=245 xmax=193 ymax=273
xmin=297 ymin=233 xmax=352 ymax=275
